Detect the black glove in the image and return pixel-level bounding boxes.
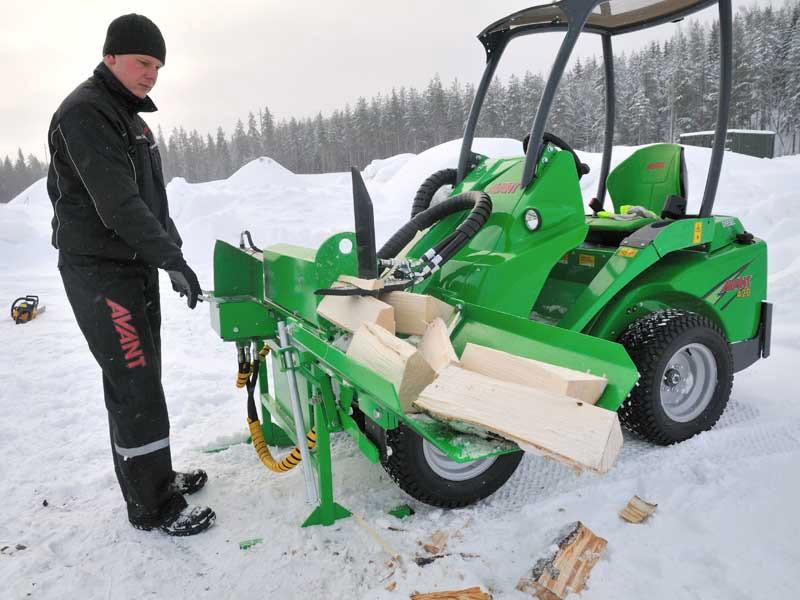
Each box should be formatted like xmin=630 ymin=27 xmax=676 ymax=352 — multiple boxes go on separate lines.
xmin=168 ymin=264 xmax=202 ymax=309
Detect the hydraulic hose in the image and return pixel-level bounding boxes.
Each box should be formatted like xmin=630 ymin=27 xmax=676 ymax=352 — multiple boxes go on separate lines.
xmin=436 ymin=192 xmax=493 ymax=263
xmin=410 ymin=168 xmax=458 ymax=218
xmin=377 ymin=193 xmax=486 ymax=261
xmin=248 ymin=418 xmax=317 ymax=473
xmin=242 ymin=345 xmax=316 ymax=473
xmin=412 ymin=191 xmax=493 ymax=280
xmin=235 ymin=345 xmax=251 ymax=388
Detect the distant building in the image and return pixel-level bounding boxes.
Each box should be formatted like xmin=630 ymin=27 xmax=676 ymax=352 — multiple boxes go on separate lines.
xmin=679 ymin=130 xmax=775 ymax=159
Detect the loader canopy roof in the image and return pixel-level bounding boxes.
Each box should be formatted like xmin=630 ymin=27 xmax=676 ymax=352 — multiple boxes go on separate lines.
xmin=459 ymin=0 xmax=731 ymax=215
xmin=481 ymin=0 xmax=716 ymax=38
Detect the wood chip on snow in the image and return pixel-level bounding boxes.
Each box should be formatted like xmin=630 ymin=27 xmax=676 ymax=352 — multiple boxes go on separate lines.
xmin=619 ymin=495 xmax=657 ymax=523
xmin=516 ymin=521 xmax=607 ymax=600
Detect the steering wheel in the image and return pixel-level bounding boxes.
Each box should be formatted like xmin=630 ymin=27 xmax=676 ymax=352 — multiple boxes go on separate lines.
xmin=522 ymin=132 xmax=590 ymax=179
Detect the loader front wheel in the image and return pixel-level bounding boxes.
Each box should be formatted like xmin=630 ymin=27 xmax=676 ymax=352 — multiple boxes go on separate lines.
xmin=618 ymin=309 xmax=733 ymax=445
xmin=381 ymin=424 xmax=523 ymax=508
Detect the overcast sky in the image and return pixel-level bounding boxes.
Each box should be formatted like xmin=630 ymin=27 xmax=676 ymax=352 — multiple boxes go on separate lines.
xmin=2 ymin=0 xmax=765 ymax=160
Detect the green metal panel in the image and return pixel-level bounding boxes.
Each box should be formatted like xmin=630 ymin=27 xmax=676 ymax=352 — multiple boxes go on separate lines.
xmin=404 ymin=414 xmax=520 ymax=462
xmin=209 ymin=298 xmax=276 ymax=341
xmin=263 ymin=232 xmax=359 ymax=327
xmin=559 ymin=218 xmax=715 ymax=333
xmin=730 ymin=132 xmax=774 ymax=159
xmin=707 ymin=215 xmax=745 ymax=253
xmin=213 ymin=240 xmax=264 ymax=298
xmin=263 ymin=243 xmax=321 ymax=325
xmin=535 ymin=216 xmax=768 ymax=344
xmin=585 ymin=237 xmax=767 ymax=343
xmin=409 ymin=148 xmax=588 ymax=318
xmin=681 ymin=131 xmax=775 ymax=159
xmin=314 ymin=231 xmax=359 ymax=288
xmin=680 ymin=133 xmax=714 ymax=148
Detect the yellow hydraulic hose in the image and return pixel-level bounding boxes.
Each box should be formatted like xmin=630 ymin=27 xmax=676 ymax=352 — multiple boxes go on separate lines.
xmin=248 ymin=419 xmax=316 ymax=473
xmin=236 ymin=366 xmax=251 ymax=388
xmin=242 ymin=344 xmax=317 ymax=473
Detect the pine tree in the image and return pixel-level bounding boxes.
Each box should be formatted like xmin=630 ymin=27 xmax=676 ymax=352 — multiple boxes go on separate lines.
xmin=156 ymin=126 xmax=171 ymax=181
xmin=404 ymin=88 xmax=426 ymax=153
xmin=0 ymin=156 xmax=11 ymax=203
xmin=477 ymin=77 xmax=505 ymax=137
xmin=231 ymin=119 xmax=249 ymax=170
xmin=521 ymin=71 xmax=544 ymax=133
xmin=425 ymin=74 xmax=448 ymax=146
xmin=260 ymin=106 xmax=275 ymax=158
xmin=445 ymin=79 xmax=465 ymax=141
xmin=386 ymin=88 xmax=404 ymax=155
xmin=505 ymin=74 xmax=526 ymax=138
xmin=216 ymin=127 xmax=232 ymax=178
xmin=247 ymin=112 xmax=262 ymax=159
xmin=787 ymin=12 xmax=800 ymax=152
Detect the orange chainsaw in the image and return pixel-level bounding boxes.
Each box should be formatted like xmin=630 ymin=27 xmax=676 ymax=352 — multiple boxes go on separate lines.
xmin=11 ymin=295 xmax=45 ymax=324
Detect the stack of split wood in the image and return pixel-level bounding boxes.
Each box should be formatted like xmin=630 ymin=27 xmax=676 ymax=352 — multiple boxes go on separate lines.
xmin=317 ymin=282 xmax=623 ymax=474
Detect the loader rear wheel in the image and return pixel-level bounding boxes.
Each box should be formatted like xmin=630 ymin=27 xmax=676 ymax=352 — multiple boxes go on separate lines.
xmin=618 ymin=309 xmax=733 ymax=445
xmin=381 ymin=423 xmax=523 ymax=508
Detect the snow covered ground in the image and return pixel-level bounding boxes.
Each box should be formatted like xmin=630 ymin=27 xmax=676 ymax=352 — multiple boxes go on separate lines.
xmin=2 ymin=139 xmax=799 ymax=599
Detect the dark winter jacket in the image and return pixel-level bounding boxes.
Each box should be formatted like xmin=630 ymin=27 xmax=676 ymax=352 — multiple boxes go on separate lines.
xmin=47 ymin=62 xmax=185 ymax=270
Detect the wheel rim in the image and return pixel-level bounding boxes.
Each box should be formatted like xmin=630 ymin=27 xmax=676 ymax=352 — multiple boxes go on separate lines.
xmin=422 ymin=439 xmax=497 ymax=481
xmin=659 ymin=343 xmax=718 ymax=423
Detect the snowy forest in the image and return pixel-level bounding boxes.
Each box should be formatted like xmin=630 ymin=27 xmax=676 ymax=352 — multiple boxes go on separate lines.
xmin=2 ymin=0 xmax=798 ymax=202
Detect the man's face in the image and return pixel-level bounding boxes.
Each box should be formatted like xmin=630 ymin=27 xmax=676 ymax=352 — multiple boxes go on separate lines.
xmin=103 ymin=54 xmax=162 ymax=98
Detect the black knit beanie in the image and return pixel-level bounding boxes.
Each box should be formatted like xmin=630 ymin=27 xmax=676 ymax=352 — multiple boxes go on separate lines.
xmin=103 ymin=14 xmax=166 ymax=65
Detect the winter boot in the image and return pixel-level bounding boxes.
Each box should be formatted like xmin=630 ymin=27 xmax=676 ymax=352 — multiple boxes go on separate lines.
xmin=132 ymin=505 xmax=216 ymax=537
xmin=159 ymin=505 xmax=216 ymax=536
xmin=173 ymin=469 xmax=208 ymax=495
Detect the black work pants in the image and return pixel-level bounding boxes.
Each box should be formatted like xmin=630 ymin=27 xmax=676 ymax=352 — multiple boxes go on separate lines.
xmin=58 ymin=252 xmax=185 ymax=526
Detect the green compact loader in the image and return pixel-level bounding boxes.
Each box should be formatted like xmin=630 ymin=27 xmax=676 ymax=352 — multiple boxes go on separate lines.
xmin=207 ymin=0 xmax=771 ymax=527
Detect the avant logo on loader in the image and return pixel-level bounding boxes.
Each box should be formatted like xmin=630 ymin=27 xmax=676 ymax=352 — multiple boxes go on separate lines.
xmin=702 ymin=261 xmax=754 ymax=310
xmin=106 ymin=299 xmax=147 ymax=369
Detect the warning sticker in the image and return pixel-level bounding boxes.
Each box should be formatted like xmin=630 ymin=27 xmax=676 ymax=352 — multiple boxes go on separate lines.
xmin=693 ymin=222 xmax=703 ymax=244
xmin=618 ymin=247 xmax=638 ymax=258
xmin=578 ymin=254 xmax=596 ymax=267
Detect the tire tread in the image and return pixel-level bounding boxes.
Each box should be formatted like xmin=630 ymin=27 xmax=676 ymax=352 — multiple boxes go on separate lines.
xmin=618 ymin=309 xmax=733 ymax=445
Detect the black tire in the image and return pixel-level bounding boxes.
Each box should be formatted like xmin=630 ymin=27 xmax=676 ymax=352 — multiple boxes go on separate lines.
xmin=618 ymin=309 xmax=733 ymax=445
xmin=381 ymin=423 xmax=523 ymax=508
xmin=410 ymin=168 xmax=458 ymax=218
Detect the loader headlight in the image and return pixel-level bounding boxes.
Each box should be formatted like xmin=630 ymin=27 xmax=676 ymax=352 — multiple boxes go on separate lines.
xmin=523 ymin=208 xmax=542 ymax=231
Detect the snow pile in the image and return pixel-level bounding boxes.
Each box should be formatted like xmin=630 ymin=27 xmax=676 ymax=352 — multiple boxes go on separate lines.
xmin=1 ymin=140 xmax=799 ymax=599
xmin=226 ymin=155 xmax=296 ymax=186
xmin=380 ymin=137 xmax=523 ymax=206
xmin=0 ymin=178 xmax=51 ymax=252
xmin=362 ymin=153 xmax=415 ymax=183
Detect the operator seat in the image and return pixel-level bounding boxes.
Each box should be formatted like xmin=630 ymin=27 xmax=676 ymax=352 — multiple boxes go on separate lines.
xmin=586 ymin=143 xmax=688 ymax=245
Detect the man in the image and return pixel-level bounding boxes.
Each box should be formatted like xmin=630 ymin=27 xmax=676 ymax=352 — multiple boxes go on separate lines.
xmin=47 ymin=14 xmax=215 ymax=536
